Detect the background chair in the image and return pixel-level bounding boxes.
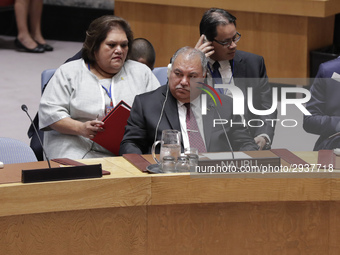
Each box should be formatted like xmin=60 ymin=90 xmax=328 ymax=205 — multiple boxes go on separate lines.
xmin=152 ymin=67 xmax=168 ymax=86
xmin=28 ymin=68 xmax=56 ymax=161
xmin=0 ymin=137 xmax=37 ymax=164
xmin=41 ymin=68 xmax=56 ymax=93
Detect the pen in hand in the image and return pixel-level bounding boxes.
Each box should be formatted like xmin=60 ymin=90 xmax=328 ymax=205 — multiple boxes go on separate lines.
xmin=95 ymin=114 xmax=105 ymax=131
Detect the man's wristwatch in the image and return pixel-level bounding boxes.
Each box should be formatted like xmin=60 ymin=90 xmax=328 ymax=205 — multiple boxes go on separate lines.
xmin=262 ymin=136 xmax=271 ymax=150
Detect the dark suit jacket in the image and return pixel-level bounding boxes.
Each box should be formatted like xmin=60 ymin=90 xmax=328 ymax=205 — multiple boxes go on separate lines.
xmin=303 ymin=57 xmax=340 ymax=150
xmin=229 ymin=50 xmax=277 ymax=141
xmin=119 ymin=85 xmax=258 ymax=155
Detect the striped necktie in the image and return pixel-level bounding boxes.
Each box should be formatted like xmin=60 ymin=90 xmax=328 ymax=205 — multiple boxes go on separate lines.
xmin=184 ymin=103 xmax=207 ymax=153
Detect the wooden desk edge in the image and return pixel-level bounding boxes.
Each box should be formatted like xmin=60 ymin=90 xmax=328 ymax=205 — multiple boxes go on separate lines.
xmin=2 ymin=151 xmax=340 ymax=218
xmin=0 ymin=175 xmax=152 ymax=217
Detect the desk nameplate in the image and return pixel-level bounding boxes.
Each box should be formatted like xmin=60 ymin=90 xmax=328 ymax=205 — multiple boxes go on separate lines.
xmin=22 ymin=164 xmax=103 ymax=183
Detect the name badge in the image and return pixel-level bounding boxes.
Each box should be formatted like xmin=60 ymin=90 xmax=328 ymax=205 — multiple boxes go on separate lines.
xmin=105 ymin=105 xmax=114 ymax=115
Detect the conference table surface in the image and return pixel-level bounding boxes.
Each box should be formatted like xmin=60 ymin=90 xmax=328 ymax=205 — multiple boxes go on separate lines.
xmin=1 ymin=151 xmax=339 ymax=217
xmin=1 ymin=151 xmax=340 ymax=255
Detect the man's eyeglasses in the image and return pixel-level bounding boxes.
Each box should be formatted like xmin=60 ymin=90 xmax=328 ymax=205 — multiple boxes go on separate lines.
xmin=213 ymin=32 xmax=241 ymax=47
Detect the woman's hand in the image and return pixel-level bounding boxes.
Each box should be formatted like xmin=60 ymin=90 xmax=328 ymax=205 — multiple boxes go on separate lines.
xmin=79 ymin=120 xmax=104 ymax=139
xmin=79 ymin=120 xmax=105 ymax=139
xmin=195 ymin=34 xmax=215 ymax=58
xmin=49 ymin=117 xmax=104 ymax=139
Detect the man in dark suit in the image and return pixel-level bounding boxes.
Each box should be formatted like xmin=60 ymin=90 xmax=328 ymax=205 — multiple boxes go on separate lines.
xmin=303 ymin=57 xmax=340 ymax=150
xmin=119 ymin=47 xmax=258 ymax=155
xmin=195 ymin=8 xmax=276 ymax=150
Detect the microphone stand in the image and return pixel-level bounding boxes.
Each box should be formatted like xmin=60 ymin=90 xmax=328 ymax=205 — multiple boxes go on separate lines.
xmin=20 ymin=104 xmax=103 ymax=183
xmin=21 ymin=104 xmax=51 ymax=168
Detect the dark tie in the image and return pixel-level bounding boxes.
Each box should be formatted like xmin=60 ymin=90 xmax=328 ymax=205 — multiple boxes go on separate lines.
xmin=185 ymin=103 xmax=207 ymax=153
xmin=211 ymin=61 xmax=224 ymax=94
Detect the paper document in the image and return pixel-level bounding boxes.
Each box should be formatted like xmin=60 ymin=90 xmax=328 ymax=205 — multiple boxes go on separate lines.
xmin=331 ymin=72 xmax=340 ymax=82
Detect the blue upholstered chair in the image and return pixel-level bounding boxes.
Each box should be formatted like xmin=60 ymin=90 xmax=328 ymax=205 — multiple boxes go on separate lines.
xmin=0 ymin=137 xmax=37 ymax=164
xmin=41 ymin=68 xmax=56 ymax=93
xmin=27 ymin=68 xmax=56 ymax=161
xmin=152 ymin=67 xmax=168 ymax=86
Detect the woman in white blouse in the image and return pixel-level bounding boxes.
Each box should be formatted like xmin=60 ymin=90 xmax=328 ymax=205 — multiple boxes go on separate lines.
xmin=39 ymin=15 xmax=160 ymax=160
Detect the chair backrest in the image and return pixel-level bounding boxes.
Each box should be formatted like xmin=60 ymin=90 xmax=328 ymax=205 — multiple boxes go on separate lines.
xmin=152 ymin=67 xmax=168 ymax=86
xmin=41 ymin=68 xmax=56 ymax=93
xmin=32 ymin=68 xmax=56 ymax=160
xmin=0 ymin=137 xmax=38 ymax=164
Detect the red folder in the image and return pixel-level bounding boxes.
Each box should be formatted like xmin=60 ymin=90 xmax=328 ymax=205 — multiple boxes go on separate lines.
xmin=91 ymin=100 xmax=131 ymax=155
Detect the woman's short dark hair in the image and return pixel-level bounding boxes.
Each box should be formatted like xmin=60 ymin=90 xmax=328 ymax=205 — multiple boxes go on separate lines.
xmin=82 ymin=15 xmax=134 ymax=64
xmin=199 ymin=8 xmax=237 ymax=42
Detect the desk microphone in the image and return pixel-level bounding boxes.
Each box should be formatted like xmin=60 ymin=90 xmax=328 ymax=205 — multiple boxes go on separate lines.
xmin=213 ymin=103 xmax=235 ymax=160
xmin=20 ymin=104 xmax=102 ymax=183
xmin=154 ymin=85 xmax=170 ymax=144
xmin=201 ymin=100 xmax=279 ymax=171
xmin=21 ymin=104 xmax=51 ymax=168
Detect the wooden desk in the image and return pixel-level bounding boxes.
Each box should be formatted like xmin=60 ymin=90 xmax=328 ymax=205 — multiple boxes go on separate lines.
xmin=1 ymin=152 xmax=340 ymax=254
xmin=115 ymin=0 xmax=340 ymax=81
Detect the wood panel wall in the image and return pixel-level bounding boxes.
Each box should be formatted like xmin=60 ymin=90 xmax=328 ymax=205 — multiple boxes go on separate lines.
xmin=115 ymin=2 xmax=336 ymax=79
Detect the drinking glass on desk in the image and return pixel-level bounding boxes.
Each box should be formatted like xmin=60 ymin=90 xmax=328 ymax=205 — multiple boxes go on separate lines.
xmin=187 ymin=154 xmax=199 ymax=172
xmin=184 ymin=147 xmax=199 ymax=172
xmin=176 ymin=156 xmax=190 ymax=172
xmin=184 ymin=147 xmax=198 ymax=156
xmin=162 ymin=156 xmax=176 ymax=173
xmin=151 ymin=130 xmax=181 ymax=165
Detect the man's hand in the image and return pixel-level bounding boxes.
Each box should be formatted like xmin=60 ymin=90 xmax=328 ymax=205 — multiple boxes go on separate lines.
xmin=254 ymin=136 xmax=270 ymax=150
xmin=195 ymin=34 xmax=215 ymax=58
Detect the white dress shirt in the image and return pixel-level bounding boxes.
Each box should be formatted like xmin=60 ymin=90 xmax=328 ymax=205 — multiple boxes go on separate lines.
xmin=207 ymin=59 xmax=234 ymax=95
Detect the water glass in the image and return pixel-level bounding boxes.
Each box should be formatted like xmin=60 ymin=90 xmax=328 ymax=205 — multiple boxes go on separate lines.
xmin=187 ymin=154 xmax=199 ymax=172
xmin=161 ymin=156 xmax=176 ymax=173
xmin=175 ymin=156 xmax=190 ymax=172
xmin=184 ymin=147 xmax=198 ymax=156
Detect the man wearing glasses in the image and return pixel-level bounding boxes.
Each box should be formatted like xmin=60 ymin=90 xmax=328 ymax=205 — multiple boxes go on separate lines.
xmin=195 ymin=8 xmax=277 ymax=150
